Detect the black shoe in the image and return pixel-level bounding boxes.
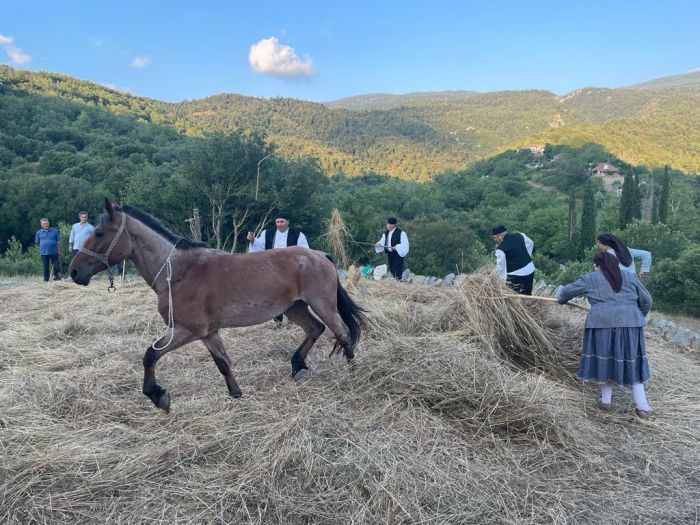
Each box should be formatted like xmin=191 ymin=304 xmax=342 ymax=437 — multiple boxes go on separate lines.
xmin=53 ymin=276 xmax=62 ymax=281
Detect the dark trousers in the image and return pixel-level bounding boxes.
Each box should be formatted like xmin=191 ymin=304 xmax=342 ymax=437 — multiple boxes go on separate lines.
xmin=387 ymin=252 xmax=404 ymax=280
xmin=506 ymin=273 xmax=534 ymax=295
xmin=41 ymin=254 xmax=60 ymax=281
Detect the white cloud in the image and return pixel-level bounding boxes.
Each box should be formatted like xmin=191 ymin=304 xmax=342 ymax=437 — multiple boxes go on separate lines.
xmin=131 ymin=56 xmax=151 ymax=68
xmin=248 ymin=37 xmax=314 ymax=79
xmin=5 ymin=45 xmax=31 ymax=65
xmin=0 ymin=33 xmax=31 ymax=65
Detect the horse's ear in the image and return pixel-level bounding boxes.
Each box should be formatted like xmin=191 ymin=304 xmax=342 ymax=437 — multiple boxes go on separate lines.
xmin=105 ymin=198 xmax=114 ymax=220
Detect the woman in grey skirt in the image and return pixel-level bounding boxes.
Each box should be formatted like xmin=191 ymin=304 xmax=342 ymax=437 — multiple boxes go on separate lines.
xmin=557 ymin=252 xmax=654 ymax=419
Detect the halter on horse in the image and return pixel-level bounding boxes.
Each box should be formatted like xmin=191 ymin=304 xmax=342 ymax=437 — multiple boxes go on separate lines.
xmin=70 ymin=199 xmax=366 ymax=412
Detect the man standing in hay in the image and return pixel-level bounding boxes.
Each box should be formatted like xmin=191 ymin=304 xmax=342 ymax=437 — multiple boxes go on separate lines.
xmin=247 ymin=211 xmax=310 ymax=326
xmin=375 ymin=217 xmax=409 ymax=280
xmin=491 ymin=225 xmax=535 ymax=295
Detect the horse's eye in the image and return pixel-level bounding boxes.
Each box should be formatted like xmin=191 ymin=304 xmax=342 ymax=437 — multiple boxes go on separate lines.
xmin=96 ymin=232 xmax=104 ymax=238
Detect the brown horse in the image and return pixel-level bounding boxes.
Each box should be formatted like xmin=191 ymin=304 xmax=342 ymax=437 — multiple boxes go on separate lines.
xmin=69 ymin=199 xmax=366 ymax=412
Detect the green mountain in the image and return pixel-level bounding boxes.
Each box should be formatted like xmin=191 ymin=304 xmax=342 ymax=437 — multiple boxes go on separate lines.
xmin=2 ymin=66 xmax=699 ymax=179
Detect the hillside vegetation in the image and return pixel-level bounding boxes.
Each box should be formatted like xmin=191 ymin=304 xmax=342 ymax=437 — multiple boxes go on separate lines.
xmin=2 ymin=66 xmax=699 ymax=179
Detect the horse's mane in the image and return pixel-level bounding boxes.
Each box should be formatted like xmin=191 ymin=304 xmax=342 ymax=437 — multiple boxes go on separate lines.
xmin=102 ymin=205 xmax=208 ymax=250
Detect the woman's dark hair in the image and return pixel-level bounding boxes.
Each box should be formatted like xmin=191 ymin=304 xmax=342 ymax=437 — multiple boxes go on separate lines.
xmin=594 ymin=252 xmax=623 ymax=292
xmin=596 ymin=233 xmax=632 ymax=267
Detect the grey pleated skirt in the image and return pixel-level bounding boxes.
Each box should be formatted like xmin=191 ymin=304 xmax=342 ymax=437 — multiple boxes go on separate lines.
xmin=577 ymin=327 xmax=650 ymax=386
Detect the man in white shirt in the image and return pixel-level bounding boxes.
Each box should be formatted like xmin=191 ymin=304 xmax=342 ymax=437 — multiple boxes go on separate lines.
xmin=246 ymin=212 xmax=309 ymax=252
xmin=247 ymin=212 xmax=309 ymax=326
xmin=69 ymin=211 xmax=95 ymax=257
xmin=374 ymin=217 xmax=410 ymax=280
xmin=491 ymin=224 xmax=535 ymax=295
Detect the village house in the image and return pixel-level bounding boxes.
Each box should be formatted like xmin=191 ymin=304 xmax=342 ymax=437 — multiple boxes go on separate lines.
xmin=524 ymin=143 xmax=545 ymax=157
xmin=589 ymin=162 xmax=620 ymax=177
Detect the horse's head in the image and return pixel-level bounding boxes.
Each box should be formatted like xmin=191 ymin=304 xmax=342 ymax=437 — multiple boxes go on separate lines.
xmin=69 ymin=198 xmax=133 ymax=285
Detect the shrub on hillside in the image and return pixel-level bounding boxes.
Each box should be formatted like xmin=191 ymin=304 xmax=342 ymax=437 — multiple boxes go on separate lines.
xmin=645 ymin=246 xmax=700 ymax=317
xmin=0 ymin=236 xmax=42 ymax=276
xmin=613 ymin=220 xmax=687 ymax=262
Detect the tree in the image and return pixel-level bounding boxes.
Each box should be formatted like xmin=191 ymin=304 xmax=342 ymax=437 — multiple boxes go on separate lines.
xmin=179 ymin=132 xmax=268 ymax=250
xmin=658 ymin=164 xmax=670 ymax=224
xmin=619 ymin=167 xmax=637 ymax=229
xmin=579 ymin=184 xmax=596 ymax=255
xmin=566 ymin=189 xmax=579 ymax=260
xmin=632 ymin=170 xmax=642 ymax=220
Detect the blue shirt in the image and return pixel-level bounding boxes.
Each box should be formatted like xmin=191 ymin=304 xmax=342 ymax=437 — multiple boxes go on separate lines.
xmin=35 ymin=227 xmax=61 ymax=255
xmin=69 ymin=222 xmax=94 ymax=250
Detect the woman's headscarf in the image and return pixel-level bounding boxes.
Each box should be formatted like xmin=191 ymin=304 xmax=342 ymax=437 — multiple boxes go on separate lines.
xmin=596 ymin=233 xmax=632 ymax=267
xmin=593 ymin=251 xmax=623 ymax=292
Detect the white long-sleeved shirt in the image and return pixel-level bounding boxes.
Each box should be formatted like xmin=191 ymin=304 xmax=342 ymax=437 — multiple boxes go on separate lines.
xmin=374 ymin=230 xmax=409 ymax=258
xmin=248 ymin=228 xmax=309 ymax=252
xmin=495 ymin=232 xmax=535 ymax=280
xmin=69 ymin=222 xmax=95 ymax=250
xmin=607 ymin=247 xmax=652 ymax=274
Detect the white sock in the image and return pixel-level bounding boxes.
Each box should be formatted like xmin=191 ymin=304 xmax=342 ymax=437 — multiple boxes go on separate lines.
xmin=600 ymin=382 xmax=613 ymax=404
xmin=631 ymin=383 xmax=652 ymax=412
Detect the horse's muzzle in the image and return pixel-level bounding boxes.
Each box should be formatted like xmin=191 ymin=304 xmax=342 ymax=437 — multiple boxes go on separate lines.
xmin=70 ymin=267 xmax=92 ymax=286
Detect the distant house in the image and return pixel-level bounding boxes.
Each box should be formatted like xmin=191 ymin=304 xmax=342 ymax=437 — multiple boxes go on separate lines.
xmin=524 ymin=143 xmax=545 ymax=157
xmin=590 ymin=162 xmax=620 ymax=177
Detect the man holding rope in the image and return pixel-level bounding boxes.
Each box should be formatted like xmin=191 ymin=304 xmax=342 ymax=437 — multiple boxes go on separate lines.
xmin=491 ymin=224 xmax=535 ymax=295
xmin=375 ymin=217 xmax=409 ymax=280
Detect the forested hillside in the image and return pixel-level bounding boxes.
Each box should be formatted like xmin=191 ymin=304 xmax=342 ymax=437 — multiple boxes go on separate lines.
xmin=2 ymin=80 xmax=700 ymax=314
xmin=2 ymin=66 xmax=699 ymax=179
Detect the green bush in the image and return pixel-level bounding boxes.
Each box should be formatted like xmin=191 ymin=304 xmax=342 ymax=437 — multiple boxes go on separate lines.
xmin=612 ymin=220 xmax=687 ymax=262
xmin=645 ymin=246 xmax=700 ymax=316
xmin=0 ymin=236 xmax=42 ymax=276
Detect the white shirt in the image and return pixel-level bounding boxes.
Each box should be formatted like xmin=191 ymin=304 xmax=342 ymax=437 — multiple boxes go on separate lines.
xmin=69 ymin=222 xmax=95 ymax=250
xmin=375 ymin=229 xmax=409 ymax=258
xmin=495 ymin=232 xmax=535 ymax=280
xmin=248 ymin=228 xmax=309 ymax=252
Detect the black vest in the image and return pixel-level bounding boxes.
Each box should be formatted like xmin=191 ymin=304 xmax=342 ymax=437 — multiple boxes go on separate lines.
xmin=383 ymin=227 xmax=403 ymax=257
xmin=497 ymin=232 xmax=532 ymax=273
xmin=265 ymin=227 xmax=301 ymax=250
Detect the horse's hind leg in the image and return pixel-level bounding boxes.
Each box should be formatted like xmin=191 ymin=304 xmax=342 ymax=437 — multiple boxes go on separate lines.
xmin=202 ymin=331 xmax=242 ymax=398
xmin=284 ymin=301 xmax=325 ymax=377
xmin=142 ymin=327 xmax=197 ymax=412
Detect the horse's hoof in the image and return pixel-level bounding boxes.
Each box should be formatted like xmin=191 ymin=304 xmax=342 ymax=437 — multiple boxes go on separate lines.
xmin=347 ymin=357 xmax=356 ymax=370
xmin=293 ymin=368 xmax=311 ymax=381
xmin=156 ymin=390 xmax=171 ymax=412
xmin=230 ymin=390 xmax=242 ymax=399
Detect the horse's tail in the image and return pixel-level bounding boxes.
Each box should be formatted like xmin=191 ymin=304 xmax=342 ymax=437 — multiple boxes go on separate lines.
xmin=336 ymin=280 xmax=367 ymax=350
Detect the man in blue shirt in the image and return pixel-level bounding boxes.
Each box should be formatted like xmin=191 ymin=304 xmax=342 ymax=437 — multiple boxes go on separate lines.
xmin=35 ymin=217 xmax=61 ymax=282
xmin=68 ymin=211 xmax=94 ymax=257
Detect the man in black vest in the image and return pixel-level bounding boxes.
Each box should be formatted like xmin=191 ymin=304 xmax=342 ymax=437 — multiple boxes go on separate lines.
xmin=247 ymin=212 xmax=309 ymax=252
xmin=374 ymin=217 xmax=410 ymax=280
xmin=247 ymin=212 xmax=310 ymax=325
xmin=491 ymin=224 xmax=536 ymax=295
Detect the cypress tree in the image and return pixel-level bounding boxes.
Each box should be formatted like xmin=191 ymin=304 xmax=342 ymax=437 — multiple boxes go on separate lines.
xmin=619 ymin=166 xmax=636 ymax=229
xmin=658 ymin=164 xmax=670 ymax=224
xmin=579 ymin=184 xmax=597 ymax=255
xmin=632 ymin=170 xmax=642 ymax=220
xmin=566 ymin=189 xmax=578 ymax=260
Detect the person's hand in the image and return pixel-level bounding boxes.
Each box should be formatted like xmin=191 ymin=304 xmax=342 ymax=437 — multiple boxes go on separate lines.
xmin=638 ymin=271 xmax=648 ymax=279
xmin=246 ymin=231 xmax=255 ymax=241
xmin=374 ymin=242 xmax=382 ymax=248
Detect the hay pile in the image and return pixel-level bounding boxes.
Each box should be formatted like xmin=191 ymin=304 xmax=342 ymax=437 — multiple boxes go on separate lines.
xmin=0 ymin=274 xmax=698 ymax=524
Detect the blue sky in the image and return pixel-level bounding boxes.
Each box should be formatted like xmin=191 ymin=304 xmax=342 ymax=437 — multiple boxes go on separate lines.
xmin=2 ymin=0 xmax=699 ymax=103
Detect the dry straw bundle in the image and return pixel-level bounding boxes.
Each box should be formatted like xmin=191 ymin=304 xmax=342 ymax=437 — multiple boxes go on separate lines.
xmin=0 ymin=274 xmax=698 ymax=524
xmin=320 ymin=208 xmax=351 ymax=269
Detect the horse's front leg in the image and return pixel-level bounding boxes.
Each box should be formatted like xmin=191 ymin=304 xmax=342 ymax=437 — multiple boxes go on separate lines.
xmin=142 ymin=326 xmax=197 ymax=412
xmin=201 ymin=331 xmax=242 ymax=398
